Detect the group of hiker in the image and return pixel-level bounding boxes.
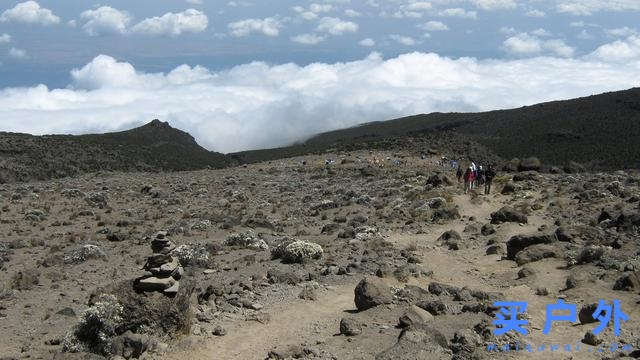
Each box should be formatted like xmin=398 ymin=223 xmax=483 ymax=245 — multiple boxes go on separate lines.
xmin=455 ymin=159 xmax=497 ymax=195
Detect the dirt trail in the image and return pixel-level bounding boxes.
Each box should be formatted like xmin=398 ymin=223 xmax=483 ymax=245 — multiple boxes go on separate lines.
xmin=169 ymin=191 xmax=512 ymax=360
xmin=167 ymin=189 xmax=618 ymax=360
xmin=166 ymin=282 xmax=358 ymax=360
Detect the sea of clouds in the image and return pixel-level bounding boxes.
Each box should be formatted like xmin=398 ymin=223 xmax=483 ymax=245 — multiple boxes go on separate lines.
xmin=0 ymin=36 xmax=639 ymax=153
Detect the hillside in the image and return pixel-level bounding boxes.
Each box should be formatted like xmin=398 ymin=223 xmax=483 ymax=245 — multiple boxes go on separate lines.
xmin=231 ymin=87 xmax=640 ymax=170
xmin=0 ymin=120 xmax=228 ymax=183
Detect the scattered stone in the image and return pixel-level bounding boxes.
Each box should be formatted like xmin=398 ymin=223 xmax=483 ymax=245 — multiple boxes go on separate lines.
xmin=398 ymin=305 xmax=434 ymax=328
xmin=339 ymin=317 xmax=362 ymax=336
xmin=212 ymin=325 xmax=227 ymax=336
xmin=506 ymin=234 xmax=555 ymax=260
xmin=613 ymin=272 xmax=640 ymax=291
xmin=438 ymin=230 xmax=462 ymax=250
xmin=486 ymin=244 xmax=504 ymax=256
xmin=582 ymin=331 xmax=602 ymax=346
xmin=578 ymin=303 xmax=598 ymax=324
xmin=354 ymin=277 xmax=393 ymax=311
xmin=481 ymin=223 xmax=495 ymax=236
xmin=491 ymin=206 xmax=528 ymax=224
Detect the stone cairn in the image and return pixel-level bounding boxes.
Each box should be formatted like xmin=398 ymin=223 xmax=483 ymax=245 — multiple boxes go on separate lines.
xmin=134 ymin=231 xmax=183 ymax=296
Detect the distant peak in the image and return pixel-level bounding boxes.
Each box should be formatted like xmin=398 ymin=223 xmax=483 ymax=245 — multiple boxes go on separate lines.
xmin=147 ymin=119 xmax=171 ymax=128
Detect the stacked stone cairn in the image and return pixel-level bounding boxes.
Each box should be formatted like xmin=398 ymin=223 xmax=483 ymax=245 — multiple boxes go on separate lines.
xmin=134 ymin=231 xmax=183 ymax=296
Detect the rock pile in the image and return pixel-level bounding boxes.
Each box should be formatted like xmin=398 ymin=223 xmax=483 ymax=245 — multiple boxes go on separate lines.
xmin=134 ymin=231 xmax=183 ymax=296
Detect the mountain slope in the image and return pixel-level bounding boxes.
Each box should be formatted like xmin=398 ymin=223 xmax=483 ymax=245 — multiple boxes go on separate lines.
xmin=231 ymin=87 xmax=640 ymax=170
xmin=0 ymin=120 xmax=228 ymax=183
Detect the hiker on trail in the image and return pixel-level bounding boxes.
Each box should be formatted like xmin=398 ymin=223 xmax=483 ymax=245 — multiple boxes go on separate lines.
xmin=456 ymin=166 xmax=463 ymax=183
xmin=464 ymin=167 xmax=475 ymax=194
xmin=485 ymin=165 xmax=496 ymax=195
xmin=469 ymin=160 xmax=477 ymax=189
xmin=478 ymin=165 xmax=485 ymax=186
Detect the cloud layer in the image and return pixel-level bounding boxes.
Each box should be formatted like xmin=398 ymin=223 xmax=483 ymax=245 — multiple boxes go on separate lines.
xmin=0 ymin=1 xmax=59 ymax=26
xmin=0 ymin=43 xmax=639 ymax=153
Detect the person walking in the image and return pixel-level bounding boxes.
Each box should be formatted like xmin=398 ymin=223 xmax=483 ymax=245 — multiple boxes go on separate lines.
xmin=469 ymin=159 xmax=477 ymax=189
xmin=464 ymin=167 xmax=475 ymax=194
xmin=484 ymin=165 xmax=496 ymax=195
xmin=456 ymin=166 xmax=463 ymax=183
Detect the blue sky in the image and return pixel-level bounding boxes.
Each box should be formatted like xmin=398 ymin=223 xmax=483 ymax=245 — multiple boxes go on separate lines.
xmin=0 ymin=0 xmax=639 ymax=152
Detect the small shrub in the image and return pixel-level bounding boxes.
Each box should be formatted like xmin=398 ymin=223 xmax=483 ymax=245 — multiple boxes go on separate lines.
xmin=62 ymin=294 xmax=123 ymax=355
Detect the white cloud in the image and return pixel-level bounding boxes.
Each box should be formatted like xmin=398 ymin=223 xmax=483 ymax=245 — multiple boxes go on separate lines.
xmin=503 ymin=33 xmax=541 ymax=54
xmin=390 ymin=35 xmax=417 ymax=46
xmin=605 ymin=27 xmax=637 ymax=38
xmin=500 ymin=26 xmax=517 ymax=35
xmin=531 ymin=28 xmax=552 ymax=37
xmin=556 ymin=0 xmax=640 ymax=16
xmin=8 ymin=47 xmax=27 ymax=59
xmin=405 ymin=2 xmax=432 ymax=11
xmin=2 ymin=49 xmax=638 ymax=153
xmin=544 ymin=39 xmax=575 ymax=57
xmin=470 ymin=0 xmax=517 ymax=10
xmin=359 ymin=38 xmax=375 ymax=47
xmin=301 ymin=11 xmax=318 ymax=20
xmin=526 ymin=9 xmax=546 ymax=17
xmin=0 ymin=33 xmax=11 ymax=43
xmin=291 ymin=33 xmax=325 ymax=45
xmin=309 ymin=3 xmax=333 ymax=13
xmin=227 ymin=1 xmax=252 ymax=6
xmin=503 ymin=33 xmax=575 ymax=57
xmin=590 ymin=36 xmax=640 ymax=61
xmin=186 ymin=0 xmax=203 ymax=4
xmin=316 ymin=17 xmax=358 ymax=35
xmin=344 ymin=9 xmax=361 ymax=17
xmin=131 ymin=9 xmax=208 ymax=36
xmin=419 ymin=21 xmax=449 ymax=31
xmin=0 ymin=1 xmax=60 ymax=26
xmin=229 ymin=17 xmax=282 ymax=37
xmin=438 ymin=8 xmax=477 ymax=19
xmin=80 ymin=7 xmax=131 ymax=36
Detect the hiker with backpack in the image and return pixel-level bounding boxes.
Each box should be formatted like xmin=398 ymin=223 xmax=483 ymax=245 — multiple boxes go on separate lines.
xmin=464 ymin=167 xmax=475 ymax=194
xmin=484 ymin=165 xmax=496 ymax=195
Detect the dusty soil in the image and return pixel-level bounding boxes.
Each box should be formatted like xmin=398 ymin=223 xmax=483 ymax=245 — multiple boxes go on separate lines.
xmin=0 ymin=150 xmax=639 ymax=359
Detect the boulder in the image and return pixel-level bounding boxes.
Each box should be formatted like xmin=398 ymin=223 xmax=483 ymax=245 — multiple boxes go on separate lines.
xmin=518 ymin=157 xmax=541 ymax=172
xmin=491 ymin=206 xmax=528 ymax=225
xmin=578 ymin=303 xmax=599 ymax=324
xmin=437 ymin=230 xmax=462 ymax=251
xmin=481 ymin=223 xmax=496 ymax=236
xmin=375 ymin=324 xmax=450 ymax=360
xmin=135 ymin=276 xmax=176 ymax=293
xmin=501 ymin=182 xmax=516 ymax=195
xmin=426 ymin=173 xmax=453 ymax=187
xmin=339 ymin=317 xmax=362 ymax=336
xmin=506 ymin=234 xmax=556 ymax=260
xmin=431 ymin=206 xmax=460 ymax=222
xmin=613 ymin=272 xmax=640 ymax=291
xmin=398 ymin=305 xmax=434 ymax=328
xmin=354 ymin=277 xmax=393 ymax=311
xmin=514 ymin=244 xmax=562 ymax=265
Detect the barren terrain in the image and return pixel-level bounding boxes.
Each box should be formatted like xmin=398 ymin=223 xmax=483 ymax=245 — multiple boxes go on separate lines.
xmin=1 ymin=150 xmax=639 ymax=360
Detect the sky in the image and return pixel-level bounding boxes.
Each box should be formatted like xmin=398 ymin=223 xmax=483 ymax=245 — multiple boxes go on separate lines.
xmin=0 ymin=0 xmax=639 ymax=153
